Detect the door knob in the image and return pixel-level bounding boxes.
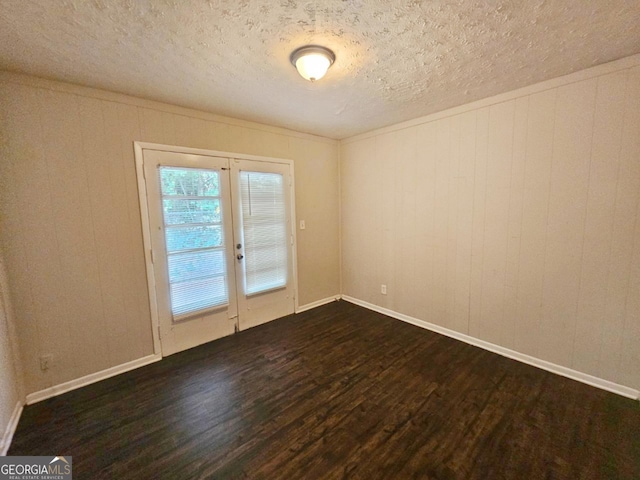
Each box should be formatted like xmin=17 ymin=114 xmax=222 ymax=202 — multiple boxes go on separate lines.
xmin=237 ymin=254 xmax=244 ymax=260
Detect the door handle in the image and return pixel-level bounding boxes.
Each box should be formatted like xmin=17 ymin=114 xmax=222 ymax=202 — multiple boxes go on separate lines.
xmin=237 ymin=254 xmax=244 ymax=260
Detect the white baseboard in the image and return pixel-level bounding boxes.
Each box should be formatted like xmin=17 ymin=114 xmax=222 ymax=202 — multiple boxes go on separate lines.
xmin=1 ymin=401 xmax=23 ymax=456
xmin=342 ymin=296 xmax=640 ymax=400
xmin=296 ymin=295 xmax=341 ymax=314
xmin=26 ymin=354 xmax=162 ymax=405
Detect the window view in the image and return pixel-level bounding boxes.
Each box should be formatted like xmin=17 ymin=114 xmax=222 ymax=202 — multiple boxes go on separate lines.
xmin=239 ymin=171 xmax=288 ymax=295
xmin=159 ymin=167 xmax=228 ymax=319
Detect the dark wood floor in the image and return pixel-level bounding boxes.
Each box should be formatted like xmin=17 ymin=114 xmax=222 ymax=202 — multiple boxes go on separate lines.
xmin=9 ymin=301 xmax=640 ymax=479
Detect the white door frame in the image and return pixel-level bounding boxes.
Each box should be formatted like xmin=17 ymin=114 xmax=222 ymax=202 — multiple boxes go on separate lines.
xmin=134 ymin=141 xmax=299 ymax=356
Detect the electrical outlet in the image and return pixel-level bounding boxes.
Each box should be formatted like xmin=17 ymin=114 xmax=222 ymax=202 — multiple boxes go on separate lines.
xmin=40 ymin=354 xmax=53 ymax=371
xmin=381 ymin=284 xmax=387 ymax=295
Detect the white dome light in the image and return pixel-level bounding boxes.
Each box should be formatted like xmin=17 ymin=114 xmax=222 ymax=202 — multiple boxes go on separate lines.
xmin=290 ymin=46 xmax=335 ymax=82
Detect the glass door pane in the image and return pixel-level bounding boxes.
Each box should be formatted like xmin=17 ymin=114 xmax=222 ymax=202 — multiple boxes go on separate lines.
xmin=159 ymin=166 xmax=228 ymax=320
xmin=238 ymin=171 xmax=288 ymax=295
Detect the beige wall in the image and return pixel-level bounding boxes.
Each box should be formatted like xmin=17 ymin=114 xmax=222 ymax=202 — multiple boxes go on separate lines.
xmin=0 ymin=72 xmax=340 ymax=395
xmin=341 ymin=60 xmax=640 ymax=390
xmin=0 ymin=251 xmax=24 ymax=454
xmin=2 ymin=58 xmax=638 ymax=399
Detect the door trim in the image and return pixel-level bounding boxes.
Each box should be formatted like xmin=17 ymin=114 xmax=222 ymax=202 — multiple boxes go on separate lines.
xmin=134 ymin=142 xmax=299 ymax=356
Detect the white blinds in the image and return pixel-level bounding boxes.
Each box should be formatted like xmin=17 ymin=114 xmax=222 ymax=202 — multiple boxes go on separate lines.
xmin=239 ymin=171 xmax=288 ymax=295
xmin=159 ymin=167 xmax=228 ymax=319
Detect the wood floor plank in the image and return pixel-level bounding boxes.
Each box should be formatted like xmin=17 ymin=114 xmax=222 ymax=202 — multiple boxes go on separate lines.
xmin=8 ymin=301 xmax=640 ymax=479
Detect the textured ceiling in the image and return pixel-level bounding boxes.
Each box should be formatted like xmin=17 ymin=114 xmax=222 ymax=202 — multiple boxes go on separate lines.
xmin=1 ymin=1 xmax=639 ymax=139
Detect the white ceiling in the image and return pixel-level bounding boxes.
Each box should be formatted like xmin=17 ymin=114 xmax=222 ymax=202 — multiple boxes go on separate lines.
xmin=1 ymin=1 xmax=639 ymax=139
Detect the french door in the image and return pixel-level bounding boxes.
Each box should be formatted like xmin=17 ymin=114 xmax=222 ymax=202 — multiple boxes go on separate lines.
xmin=139 ymin=147 xmax=295 ymax=356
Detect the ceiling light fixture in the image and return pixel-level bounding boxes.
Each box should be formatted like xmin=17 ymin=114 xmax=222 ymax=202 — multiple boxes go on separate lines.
xmin=290 ymin=45 xmax=335 ymax=82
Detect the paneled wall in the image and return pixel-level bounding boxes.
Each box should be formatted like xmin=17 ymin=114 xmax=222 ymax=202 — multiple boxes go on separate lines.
xmin=341 ymin=60 xmax=640 ymax=390
xmin=0 ymin=73 xmax=340 ymax=395
xmin=0 ymin=251 xmax=23 ymax=454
